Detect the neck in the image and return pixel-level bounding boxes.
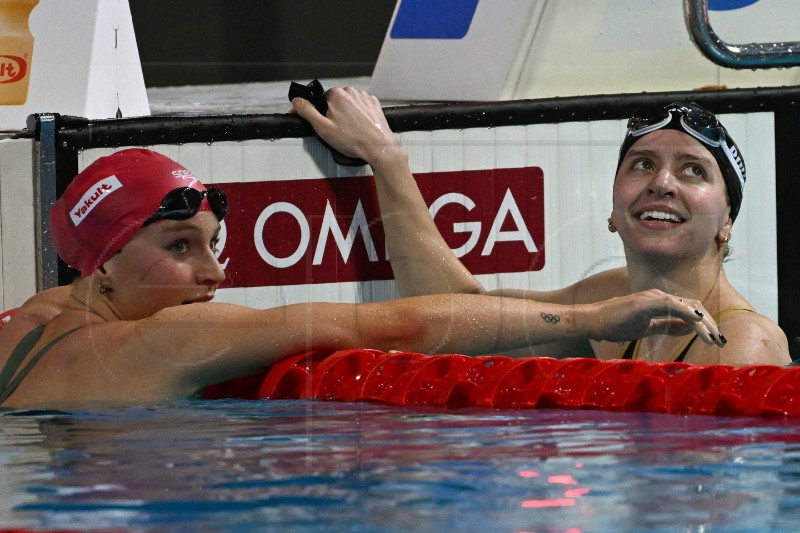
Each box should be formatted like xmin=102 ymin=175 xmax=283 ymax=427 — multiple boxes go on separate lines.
xmin=626 ymin=249 xmax=726 ymax=307
xmin=69 ymin=276 xmax=123 ymax=322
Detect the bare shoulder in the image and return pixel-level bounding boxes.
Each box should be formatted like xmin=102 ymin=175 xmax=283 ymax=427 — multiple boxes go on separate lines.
xmin=1 ymin=286 xmax=73 ymax=354
xmin=692 ymin=311 xmax=790 ymax=366
xmin=10 ymin=286 xmax=72 ymax=322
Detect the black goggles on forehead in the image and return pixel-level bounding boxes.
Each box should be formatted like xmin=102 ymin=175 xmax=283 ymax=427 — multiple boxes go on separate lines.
xmin=626 ymin=104 xmax=726 ymax=148
xmin=145 ymin=187 xmax=228 ymax=225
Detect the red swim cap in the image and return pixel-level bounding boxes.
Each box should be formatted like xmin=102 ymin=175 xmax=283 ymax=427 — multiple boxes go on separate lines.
xmin=49 ymin=148 xmax=209 ymax=277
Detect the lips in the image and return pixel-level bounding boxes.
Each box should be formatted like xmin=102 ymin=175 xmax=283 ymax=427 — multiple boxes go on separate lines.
xmin=637 ymin=210 xmax=686 ymax=223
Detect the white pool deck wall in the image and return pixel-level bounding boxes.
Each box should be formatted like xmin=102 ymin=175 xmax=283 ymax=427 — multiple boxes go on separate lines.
xmin=0 ymin=110 xmax=776 ymax=322
xmin=0 ymin=138 xmax=36 ymax=309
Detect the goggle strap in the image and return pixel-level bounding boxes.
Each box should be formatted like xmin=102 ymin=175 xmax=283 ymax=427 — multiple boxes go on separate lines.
xmin=718 ymin=140 xmax=746 ymax=192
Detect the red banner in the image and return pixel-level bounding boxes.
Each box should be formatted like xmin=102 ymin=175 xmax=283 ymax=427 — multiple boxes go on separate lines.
xmin=216 ymin=167 xmax=544 ymax=288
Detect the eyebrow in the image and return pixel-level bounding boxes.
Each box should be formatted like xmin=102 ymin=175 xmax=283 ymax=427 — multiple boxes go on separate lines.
xmin=159 ymin=220 xmax=221 ymax=236
xmin=625 ymin=148 xmax=714 ymax=166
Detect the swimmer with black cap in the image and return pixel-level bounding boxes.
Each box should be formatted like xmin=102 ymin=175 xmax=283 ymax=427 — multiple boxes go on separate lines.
xmin=357 ymin=96 xmax=790 ymax=365
xmin=0 ymin=95 xmax=727 ymax=408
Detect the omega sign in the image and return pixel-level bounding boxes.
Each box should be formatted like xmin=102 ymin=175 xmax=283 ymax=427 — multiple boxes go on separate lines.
xmin=216 ymin=167 xmax=544 ymax=288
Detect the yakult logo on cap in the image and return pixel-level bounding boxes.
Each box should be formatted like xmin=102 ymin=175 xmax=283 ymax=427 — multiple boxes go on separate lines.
xmin=70 ymin=175 xmax=124 ymax=226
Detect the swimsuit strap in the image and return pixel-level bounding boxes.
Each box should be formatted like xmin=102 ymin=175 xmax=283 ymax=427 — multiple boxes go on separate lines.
xmin=673 ymin=335 xmax=700 ymax=363
xmin=619 ymin=307 xmax=754 ymax=362
xmin=0 ymin=325 xmax=46 ymax=394
xmin=0 ymin=326 xmax=80 ymax=406
xmin=620 ymin=339 xmax=639 ymax=360
xmin=714 ymin=307 xmax=754 ymax=321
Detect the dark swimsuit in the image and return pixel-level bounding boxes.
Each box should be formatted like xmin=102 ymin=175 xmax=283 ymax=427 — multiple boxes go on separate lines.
xmin=620 ymin=307 xmax=753 ymax=362
xmin=0 ymin=324 xmax=79 ymax=406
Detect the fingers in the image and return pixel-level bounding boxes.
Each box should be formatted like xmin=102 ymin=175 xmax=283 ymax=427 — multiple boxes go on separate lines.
xmin=291 ymin=96 xmax=327 ymax=125
xmin=658 ymin=294 xmax=725 ymax=347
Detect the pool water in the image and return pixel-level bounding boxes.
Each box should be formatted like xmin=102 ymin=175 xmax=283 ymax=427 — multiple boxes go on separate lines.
xmin=2 ymin=400 xmax=800 ymax=533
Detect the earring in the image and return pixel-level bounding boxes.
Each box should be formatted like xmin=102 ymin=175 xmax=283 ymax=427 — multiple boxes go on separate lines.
xmin=607 ymin=218 xmax=617 ymax=233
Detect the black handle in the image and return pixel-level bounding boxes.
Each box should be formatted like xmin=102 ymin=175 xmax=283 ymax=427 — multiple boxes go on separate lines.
xmin=288 ymin=80 xmax=367 ymax=167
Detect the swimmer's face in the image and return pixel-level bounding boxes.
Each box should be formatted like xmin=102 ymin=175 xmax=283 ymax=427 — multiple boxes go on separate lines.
xmin=610 ymin=129 xmax=733 ymax=262
xmin=99 ymin=211 xmax=226 ymax=320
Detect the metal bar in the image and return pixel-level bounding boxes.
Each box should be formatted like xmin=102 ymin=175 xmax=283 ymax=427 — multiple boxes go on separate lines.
xmin=28 ymin=114 xmax=60 ymax=290
xmin=52 ymin=86 xmax=800 ymax=152
xmin=684 ymin=0 xmax=800 ymax=69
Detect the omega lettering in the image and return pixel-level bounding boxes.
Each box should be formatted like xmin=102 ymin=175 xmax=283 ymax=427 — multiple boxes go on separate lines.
xmin=252 ymin=190 xmax=537 ymax=269
xmin=218 ymin=167 xmax=544 ymax=287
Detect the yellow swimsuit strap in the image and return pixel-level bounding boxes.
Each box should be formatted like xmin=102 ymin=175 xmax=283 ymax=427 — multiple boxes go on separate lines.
xmin=627 ymin=307 xmax=754 ymax=362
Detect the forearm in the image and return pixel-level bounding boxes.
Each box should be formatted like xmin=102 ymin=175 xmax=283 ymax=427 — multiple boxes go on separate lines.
xmin=363 ymin=289 xmax=722 ymax=356
xmin=369 ymin=148 xmax=485 ymax=297
xmin=358 ymin=294 xmax=592 ymax=355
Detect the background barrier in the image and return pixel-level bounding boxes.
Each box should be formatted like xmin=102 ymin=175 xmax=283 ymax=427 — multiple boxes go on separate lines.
xmin=0 ymin=86 xmax=798 ymax=356
xmin=19 ymin=87 xmax=799 ymax=357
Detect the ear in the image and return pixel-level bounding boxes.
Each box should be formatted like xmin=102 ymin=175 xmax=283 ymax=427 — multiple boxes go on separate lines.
xmin=94 ymin=261 xmax=112 ymax=278
xmin=717 ymin=216 xmax=733 ymax=242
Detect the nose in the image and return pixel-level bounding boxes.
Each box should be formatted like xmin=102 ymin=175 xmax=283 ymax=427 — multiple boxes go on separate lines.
xmin=197 ymin=247 xmax=226 ymax=287
xmin=648 ymin=167 xmax=677 ymax=198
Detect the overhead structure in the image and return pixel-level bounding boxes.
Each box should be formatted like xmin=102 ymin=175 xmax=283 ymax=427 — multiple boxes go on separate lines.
xmin=684 ymin=0 xmax=800 ymax=68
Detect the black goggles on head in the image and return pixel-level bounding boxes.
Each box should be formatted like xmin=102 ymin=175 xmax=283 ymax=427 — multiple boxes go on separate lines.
xmin=145 ymin=187 xmax=228 ymax=225
xmin=626 ymin=104 xmax=727 ymax=148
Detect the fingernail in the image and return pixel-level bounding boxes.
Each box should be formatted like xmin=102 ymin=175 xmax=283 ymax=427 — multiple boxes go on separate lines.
xmin=694 ymin=310 xmax=704 ymax=318
xmin=720 ymin=334 xmax=727 ymax=345
xmin=709 ymin=332 xmax=716 ymax=342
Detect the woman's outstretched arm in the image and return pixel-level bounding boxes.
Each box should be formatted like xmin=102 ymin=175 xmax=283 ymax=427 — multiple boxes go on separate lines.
xmin=292 ymin=87 xmax=485 ymax=297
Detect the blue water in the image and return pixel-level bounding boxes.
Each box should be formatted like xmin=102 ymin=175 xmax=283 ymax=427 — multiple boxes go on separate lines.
xmin=2 ymin=400 xmax=800 ymax=533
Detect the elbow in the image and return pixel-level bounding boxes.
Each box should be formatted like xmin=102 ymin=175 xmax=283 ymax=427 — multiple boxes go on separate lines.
xmin=364 ymin=301 xmax=431 ymax=353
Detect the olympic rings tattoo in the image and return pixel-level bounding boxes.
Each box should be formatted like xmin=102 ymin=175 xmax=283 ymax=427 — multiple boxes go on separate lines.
xmin=540 ymin=312 xmax=561 ymax=324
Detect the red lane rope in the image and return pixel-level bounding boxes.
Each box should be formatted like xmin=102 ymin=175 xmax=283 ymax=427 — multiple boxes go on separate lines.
xmin=3 ymin=308 xmax=798 ymax=417
xmin=202 ymin=348 xmax=800 ymax=418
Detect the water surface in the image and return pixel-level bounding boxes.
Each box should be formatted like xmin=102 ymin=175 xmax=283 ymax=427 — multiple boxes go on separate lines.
xmin=2 ymin=400 xmax=799 ymax=532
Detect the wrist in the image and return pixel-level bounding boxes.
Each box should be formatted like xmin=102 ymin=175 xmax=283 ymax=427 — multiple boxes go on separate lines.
xmin=572 ymin=304 xmax=600 ymax=341
xmin=366 ymin=142 xmax=408 ymax=174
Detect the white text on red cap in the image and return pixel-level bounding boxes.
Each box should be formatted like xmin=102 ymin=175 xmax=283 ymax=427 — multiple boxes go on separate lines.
xmin=69 ymin=175 xmax=123 ymax=226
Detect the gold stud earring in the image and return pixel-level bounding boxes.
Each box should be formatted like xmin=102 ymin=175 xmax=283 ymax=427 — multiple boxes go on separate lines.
xmin=607 ymin=218 xmax=617 ymax=233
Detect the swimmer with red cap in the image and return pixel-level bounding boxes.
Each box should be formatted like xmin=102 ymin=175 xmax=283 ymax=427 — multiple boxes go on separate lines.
xmin=0 ymin=90 xmax=726 ymax=408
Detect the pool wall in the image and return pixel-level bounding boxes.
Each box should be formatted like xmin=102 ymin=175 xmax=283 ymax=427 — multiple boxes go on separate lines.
xmin=1 ymin=87 xmax=799 ymax=354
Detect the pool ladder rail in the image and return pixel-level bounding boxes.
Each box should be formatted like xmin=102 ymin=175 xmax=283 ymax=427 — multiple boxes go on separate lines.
xmin=684 ymin=0 xmax=800 ymax=68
